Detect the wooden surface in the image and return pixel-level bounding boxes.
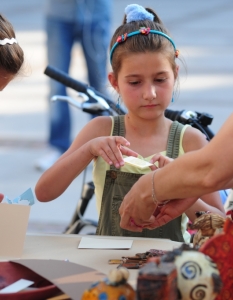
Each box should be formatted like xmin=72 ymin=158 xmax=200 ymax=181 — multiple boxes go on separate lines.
xmin=1 ymin=234 xmax=182 ymax=287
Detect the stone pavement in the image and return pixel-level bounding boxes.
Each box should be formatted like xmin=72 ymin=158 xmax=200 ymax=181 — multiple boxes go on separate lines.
xmin=0 ymin=0 xmax=233 ymax=234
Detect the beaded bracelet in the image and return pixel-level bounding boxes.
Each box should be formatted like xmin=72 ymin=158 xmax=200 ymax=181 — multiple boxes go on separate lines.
xmin=151 ymin=171 xmax=158 ymax=205
xmin=152 ymin=170 xmax=170 ymax=207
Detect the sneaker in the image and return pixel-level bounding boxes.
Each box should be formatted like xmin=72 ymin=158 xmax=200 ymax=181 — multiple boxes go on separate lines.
xmin=34 ymin=148 xmax=62 ymax=172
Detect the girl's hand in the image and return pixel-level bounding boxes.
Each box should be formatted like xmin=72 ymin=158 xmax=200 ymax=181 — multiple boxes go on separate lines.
xmin=89 ymin=136 xmax=138 ymax=168
xmin=0 ymin=193 xmax=4 ymax=202
xmin=149 ymin=153 xmax=174 ymax=171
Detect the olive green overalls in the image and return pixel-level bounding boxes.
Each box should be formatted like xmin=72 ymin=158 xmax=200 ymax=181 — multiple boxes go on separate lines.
xmin=96 ymin=116 xmax=185 ymax=242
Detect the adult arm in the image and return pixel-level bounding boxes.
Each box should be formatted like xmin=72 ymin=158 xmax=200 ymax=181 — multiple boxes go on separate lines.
xmin=119 ymin=113 xmax=233 ymax=229
xmin=151 ymin=126 xmax=225 ymax=221
xmin=153 ymin=113 xmax=233 ymax=199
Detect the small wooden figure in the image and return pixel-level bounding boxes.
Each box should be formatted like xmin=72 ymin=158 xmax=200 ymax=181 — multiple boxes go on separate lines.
xmin=81 ymin=267 xmax=135 ymax=300
xmin=192 ymin=212 xmax=226 ymax=248
xmin=137 ymin=261 xmax=178 ymax=300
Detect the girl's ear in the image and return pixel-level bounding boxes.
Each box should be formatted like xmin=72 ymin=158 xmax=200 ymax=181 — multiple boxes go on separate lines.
xmin=108 ymin=72 xmax=119 ymax=93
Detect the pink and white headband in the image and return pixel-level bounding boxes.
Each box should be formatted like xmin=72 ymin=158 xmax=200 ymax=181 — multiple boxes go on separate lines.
xmin=0 ymin=37 xmax=17 ymax=46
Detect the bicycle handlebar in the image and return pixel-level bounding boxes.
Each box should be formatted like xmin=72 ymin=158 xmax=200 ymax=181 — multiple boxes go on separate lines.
xmin=45 ymin=65 xmax=89 ymax=94
xmin=44 ymin=65 xmax=126 ymax=115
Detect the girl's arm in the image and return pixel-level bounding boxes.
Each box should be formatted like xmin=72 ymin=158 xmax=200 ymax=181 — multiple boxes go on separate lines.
xmin=35 ymin=116 xmax=136 ymax=202
xmin=185 ymin=194 xmax=226 ymax=222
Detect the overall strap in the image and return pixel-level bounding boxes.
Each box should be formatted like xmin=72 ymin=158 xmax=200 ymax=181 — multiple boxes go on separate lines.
xmin=166 ymin=121 xmax=184 ymax=159
xmin=112 ymin=115 xmax=125 ymax=137
xmin=111 ymin=116 xmax=125 ymax=170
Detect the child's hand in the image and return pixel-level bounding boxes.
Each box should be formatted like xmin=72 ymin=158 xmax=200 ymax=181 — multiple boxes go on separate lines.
xmin=89 ymin=136 xmax=136 ymax=168
xmin=119 ymin=145 xmax=138 ymax=158
xmin=149 ymin=153 xmax=174 ymax=171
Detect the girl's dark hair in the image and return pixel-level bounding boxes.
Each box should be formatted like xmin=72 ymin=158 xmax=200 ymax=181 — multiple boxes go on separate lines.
xmin=110 ymin=7 xmax=177 ymax=78
xmin=0 ymin=14 xmax=24 ymax=75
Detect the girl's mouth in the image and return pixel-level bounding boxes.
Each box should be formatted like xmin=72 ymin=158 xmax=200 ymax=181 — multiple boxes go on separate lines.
xmin=142 ymin=104 xmax=158 ymax=108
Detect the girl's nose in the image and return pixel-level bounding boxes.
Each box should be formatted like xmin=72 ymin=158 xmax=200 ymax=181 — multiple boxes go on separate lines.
xmin=143 ymin=85 xmax=156 ymax=101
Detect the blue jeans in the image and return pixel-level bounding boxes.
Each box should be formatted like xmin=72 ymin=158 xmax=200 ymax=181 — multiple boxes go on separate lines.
xmin=46 ymin=0 xmax=112 ymax=152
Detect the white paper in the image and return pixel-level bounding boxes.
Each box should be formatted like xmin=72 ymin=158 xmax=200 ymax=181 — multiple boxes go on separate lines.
xmin=78 ymin=237 xmax=133 ymax=249
xmin=0 ymin=279 xmax=34 ymax=294
xmin=124 ymin=156 xmax=153 ymax=169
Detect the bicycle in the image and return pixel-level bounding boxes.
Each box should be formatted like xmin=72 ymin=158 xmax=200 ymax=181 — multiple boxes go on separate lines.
xmin=44 ymin=65 xmax=229 ymax=235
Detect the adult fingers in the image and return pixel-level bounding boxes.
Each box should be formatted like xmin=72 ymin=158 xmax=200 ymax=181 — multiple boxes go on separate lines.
xmin=144 ymin=214 xmax=171 ymax=229
xmin=120 ymin=208 xmax=155 ymax=231
xmin=120 ymin=212 xmax=143 ymax=232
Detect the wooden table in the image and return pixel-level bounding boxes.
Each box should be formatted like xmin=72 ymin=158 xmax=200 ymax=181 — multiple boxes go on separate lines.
xmin=0 ymin=234 xmax=183 ymax=299
xmin=17 ymin=234 xmax=182 ymax=285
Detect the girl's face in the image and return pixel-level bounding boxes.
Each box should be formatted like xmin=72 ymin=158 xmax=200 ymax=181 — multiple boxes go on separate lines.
xmin=0 ymin=69 xmax=15 ymax=91
xmin=109 ymin=51 xmax=178 ymax=120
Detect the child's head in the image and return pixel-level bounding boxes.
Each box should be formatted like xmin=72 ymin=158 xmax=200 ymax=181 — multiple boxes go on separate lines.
xmin=110 ymin=4 xmax=178 ymax=80
xmin=0 ymin=14 xmax=24 ymax=90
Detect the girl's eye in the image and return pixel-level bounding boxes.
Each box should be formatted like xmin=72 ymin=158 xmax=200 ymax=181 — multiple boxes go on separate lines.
xmin=156 ymin=78 xmax=166 ymax=82
xmin=129 ymin=81 xmax=140 ymax=85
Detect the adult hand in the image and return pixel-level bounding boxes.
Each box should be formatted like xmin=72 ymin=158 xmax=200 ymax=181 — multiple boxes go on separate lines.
xmin=119 ymin=170 xmax=199 ymax=231
xmin=0 ymin=193 xmax=4 ymax=202
xmin=89 ymin=136 xmax=138 ymax=168
xmin=144 ymin=196 xmax=198 ymax=229
xmin=119 ymin=173 xmax=157 ymax=231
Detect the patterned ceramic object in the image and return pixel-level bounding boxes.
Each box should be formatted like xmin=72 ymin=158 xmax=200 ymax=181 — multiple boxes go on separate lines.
xmin=200 ymin=218 xmax=233 ymax=300
xmin=81 ymin=268 xmax=136 ymax=300
xmin=174 ymin=251 xmax=222 ymax=300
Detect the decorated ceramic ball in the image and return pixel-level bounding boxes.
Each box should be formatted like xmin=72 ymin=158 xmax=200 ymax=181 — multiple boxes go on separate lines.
xmin=174 ymin=251 xmax=222 ymax=300
xmin=81 ymin=267 xmax=135 ymax=300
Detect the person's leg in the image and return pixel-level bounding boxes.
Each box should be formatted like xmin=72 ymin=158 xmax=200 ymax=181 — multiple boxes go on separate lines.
xmin=46 ymin=16 xmax=75 ymax=152
xmin=80 ymin=0 xmax=112 ymax=95
xmin=35 ymin=17 xmax=75 ymax=171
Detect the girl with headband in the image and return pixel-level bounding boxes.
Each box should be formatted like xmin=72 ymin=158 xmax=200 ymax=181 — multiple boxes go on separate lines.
xmin=35 ymin=4 xmax=224 ymax=242
xmin=0 ymin=14 xmax=24 ymax=202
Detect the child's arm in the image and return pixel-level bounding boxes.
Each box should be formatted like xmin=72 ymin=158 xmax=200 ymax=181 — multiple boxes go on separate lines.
xmin=185 ymin=194 xmax=226 ymax=223
xmin=35 ymin=116 xmax=137 ymax=202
